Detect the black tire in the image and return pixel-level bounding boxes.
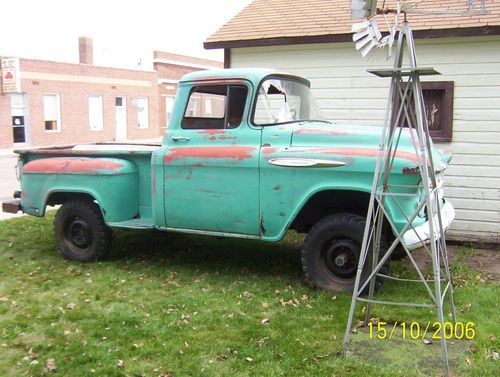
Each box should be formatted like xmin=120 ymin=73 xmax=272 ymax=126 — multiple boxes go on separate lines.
xmin=54 ymin=199 xmax=111 ymax=262
xmin=301 ymin=213 xmax=390 ymax=293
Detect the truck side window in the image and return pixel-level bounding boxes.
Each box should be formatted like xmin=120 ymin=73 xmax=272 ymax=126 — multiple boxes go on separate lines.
xmin=182 ymin=85 xmax=248 ymax=130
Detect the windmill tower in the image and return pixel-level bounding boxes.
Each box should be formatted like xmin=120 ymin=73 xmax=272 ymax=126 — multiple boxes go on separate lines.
xmin=342 ymin=2 xmax=489 ymax=376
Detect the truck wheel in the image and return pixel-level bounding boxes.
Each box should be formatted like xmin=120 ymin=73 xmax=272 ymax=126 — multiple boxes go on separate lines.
xmin=54 ymin=200 xmax=111 ymax=262
xmin=301 ymin=213 xmax=390 ymax=293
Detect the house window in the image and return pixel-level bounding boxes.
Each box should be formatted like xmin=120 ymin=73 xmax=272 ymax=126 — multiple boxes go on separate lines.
xmin=89 ymin=95 xmax=104 ymax=131
xmin=11 ymin=93 xmax=27 ymax=143
xmin=182 ymin=85 xmax=247 ymax=130
xmin=135 ymin=97 xmax=149 ymax=129
xmin=43 ymin=93 xmax=61 ymax=132
xmin=398 ymin=81 xmax=454 ymax=143
xmin=421 ymin=82 xmax=454 ymax=142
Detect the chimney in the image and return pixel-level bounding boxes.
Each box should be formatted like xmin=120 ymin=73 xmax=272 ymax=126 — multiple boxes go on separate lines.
xmin=79 ymin=36 xmax=93 ymax=65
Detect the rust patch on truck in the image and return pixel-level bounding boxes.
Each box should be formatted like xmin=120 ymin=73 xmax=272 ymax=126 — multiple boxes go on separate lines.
xmin=164 ymin=146 xmax=256 ymax=162
xmin=196 ymin=130 xmax=226 ymax=135
xmin=262 ymin=147 xmax=280 ymax=155
xmin=22 ymin=158 xmax=124 ymax=174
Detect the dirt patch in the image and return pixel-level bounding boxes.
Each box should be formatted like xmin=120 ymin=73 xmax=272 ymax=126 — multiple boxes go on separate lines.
xmin=347 ymin=326 xmax=474 ymax=376
xmin=404 ymin=245 xmax=500 ymax=280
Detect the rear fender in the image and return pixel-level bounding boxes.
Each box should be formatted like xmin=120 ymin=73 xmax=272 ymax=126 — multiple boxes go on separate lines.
xmin=20 ymin=157 xmax=139 ymax=222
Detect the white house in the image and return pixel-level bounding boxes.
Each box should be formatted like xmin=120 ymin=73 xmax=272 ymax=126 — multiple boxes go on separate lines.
xmin=205 ymin=0 xmax=500 ymax=244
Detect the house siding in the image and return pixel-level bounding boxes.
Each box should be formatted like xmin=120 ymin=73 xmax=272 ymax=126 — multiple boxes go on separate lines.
xmin=230 ymin=35 xmax=500 ymax=243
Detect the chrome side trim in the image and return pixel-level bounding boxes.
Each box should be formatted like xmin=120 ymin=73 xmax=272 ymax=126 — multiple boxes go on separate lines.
xmin=268 ymin=158 xmax=346 ymax=168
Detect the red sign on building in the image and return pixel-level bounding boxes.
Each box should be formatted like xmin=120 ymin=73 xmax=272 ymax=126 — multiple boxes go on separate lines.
xmin=1 ymin=57 xmax=21 ymax=93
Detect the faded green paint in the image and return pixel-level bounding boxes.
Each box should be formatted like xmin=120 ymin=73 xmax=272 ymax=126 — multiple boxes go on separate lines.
xmin=12 ymin=68 xmax=451 ymax=245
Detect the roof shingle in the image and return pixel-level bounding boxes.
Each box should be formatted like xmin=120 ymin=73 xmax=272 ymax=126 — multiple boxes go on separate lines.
xmin=205 ymin=0 xmax=500 ymax=48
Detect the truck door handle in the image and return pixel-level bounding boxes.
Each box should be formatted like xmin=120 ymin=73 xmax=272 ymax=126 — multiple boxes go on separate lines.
xmin=171 ymin=136 xmax=190 ymax=142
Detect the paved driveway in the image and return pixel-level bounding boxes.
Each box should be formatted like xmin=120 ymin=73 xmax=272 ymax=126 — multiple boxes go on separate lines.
xmin=0 ymin=154 xmax=22 ymax=220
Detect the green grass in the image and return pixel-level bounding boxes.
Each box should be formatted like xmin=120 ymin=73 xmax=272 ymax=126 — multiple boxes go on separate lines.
xmin=0 ymin=213 xmax=498 ymax=376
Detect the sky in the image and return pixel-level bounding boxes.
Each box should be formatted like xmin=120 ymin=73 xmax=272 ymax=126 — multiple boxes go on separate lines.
xmin=0 ymin=0 xmax=253 ymax=69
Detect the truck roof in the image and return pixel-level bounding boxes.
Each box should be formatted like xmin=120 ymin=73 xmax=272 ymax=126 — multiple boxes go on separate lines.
xmin=179 ymin=68 xmax=310 ymax=86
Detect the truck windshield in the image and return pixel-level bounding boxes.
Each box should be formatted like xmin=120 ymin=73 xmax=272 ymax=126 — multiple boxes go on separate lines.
xmin=253 ymin=77 xmax=328 ymax=126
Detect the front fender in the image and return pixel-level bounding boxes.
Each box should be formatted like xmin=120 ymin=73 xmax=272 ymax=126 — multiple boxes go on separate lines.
xmin=261 ymin=180 xmax=423 ymax=242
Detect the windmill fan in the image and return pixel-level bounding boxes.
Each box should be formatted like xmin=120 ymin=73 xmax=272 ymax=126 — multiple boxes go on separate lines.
xmin=350 ymin=0 xmax=489 ymax=59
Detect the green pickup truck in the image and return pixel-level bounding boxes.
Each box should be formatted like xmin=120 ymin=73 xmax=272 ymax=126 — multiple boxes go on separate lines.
xmin=2 ymin=68 xmax=455 ymax=292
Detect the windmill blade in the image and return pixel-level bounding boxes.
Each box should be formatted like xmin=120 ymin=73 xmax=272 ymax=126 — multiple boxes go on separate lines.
xmin=371 ymin=19 xmax=382 ymax=41
xmin=352 ymin=20 xmax=370 ymax=32
xmin=356 ymin=34 xmax=373 ymax=51
xmin=353 ymin=28 xmax=370 ymax=42
xmin=360 ymin=40 xmax=377 ymax=58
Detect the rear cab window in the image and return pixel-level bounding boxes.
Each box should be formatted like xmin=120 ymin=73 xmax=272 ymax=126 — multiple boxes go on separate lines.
xmin=182 ymin=85 xmax=249 ymax=130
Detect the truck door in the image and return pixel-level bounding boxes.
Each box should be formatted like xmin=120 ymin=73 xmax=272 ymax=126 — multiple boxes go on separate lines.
xmin=164 ymin=81 xmax=261 ymax=235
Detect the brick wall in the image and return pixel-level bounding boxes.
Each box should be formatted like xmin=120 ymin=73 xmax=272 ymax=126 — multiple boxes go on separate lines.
xmin=0 ymin=95 xmax=12 ymax=148
xmin=1 ymin=58 xmax=160 ymax=148
xmin=1 ymin=50 xmax=222 ymax=149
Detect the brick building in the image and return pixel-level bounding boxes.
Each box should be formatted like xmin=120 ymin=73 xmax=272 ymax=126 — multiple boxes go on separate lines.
xmin=0 ymin=37 xmax=222 ymax=149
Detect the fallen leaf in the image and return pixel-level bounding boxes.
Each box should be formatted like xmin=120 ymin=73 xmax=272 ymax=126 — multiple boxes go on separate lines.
xmin=355 ymin=320 xmax=365 ymax=328
xmin=67 ymin=303 xmax=76 ymax=310
xmin=46 ymin=358 xmax=56 ymax=372
xmin=261 ymin=318 xmax=269 ymax=325
xmin=242 ymin=291 xmax=254 ymax=300
xmin=370 ymin=317 xmax=381 ymax=325
xmin=331 ymin=295 xmax=337 ymax=301
xmin=117 ymin=359 xmax=124 ymax=368
xmin=261 ymin=302 xmax=269 ymax=309
xmin=258 ymin=337 xmax=268 ymax=348
xmin=245 ymin=357 xmax=253 ymax=362
xmin=295 ymin=338 xmax=304 ymax=346
xmin=465 ymin=357 xmax=473 ymax=366
xmin=486 ymin=350 xmax=499 ymax=360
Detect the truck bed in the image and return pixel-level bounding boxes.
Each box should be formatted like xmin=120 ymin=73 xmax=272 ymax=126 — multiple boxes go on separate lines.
xmin=16 ymin=143 xmax=161 ymax=224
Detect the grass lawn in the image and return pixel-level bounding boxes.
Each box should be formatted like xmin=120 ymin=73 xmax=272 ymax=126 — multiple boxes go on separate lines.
xmin=0 ymin=213 xmax=498 ymax=376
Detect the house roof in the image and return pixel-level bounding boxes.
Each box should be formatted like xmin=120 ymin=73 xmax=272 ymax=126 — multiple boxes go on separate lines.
xmin=205 ymin=0 xmax=500 ymax=49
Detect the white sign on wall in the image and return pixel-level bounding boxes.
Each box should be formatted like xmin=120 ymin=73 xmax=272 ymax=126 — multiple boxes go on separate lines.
xmin=1 ymin=57 xmax=21 ymax=93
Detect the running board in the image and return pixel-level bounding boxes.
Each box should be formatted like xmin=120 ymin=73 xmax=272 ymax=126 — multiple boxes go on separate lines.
xmin=107 ymin=218 xmax=155 ymax=229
